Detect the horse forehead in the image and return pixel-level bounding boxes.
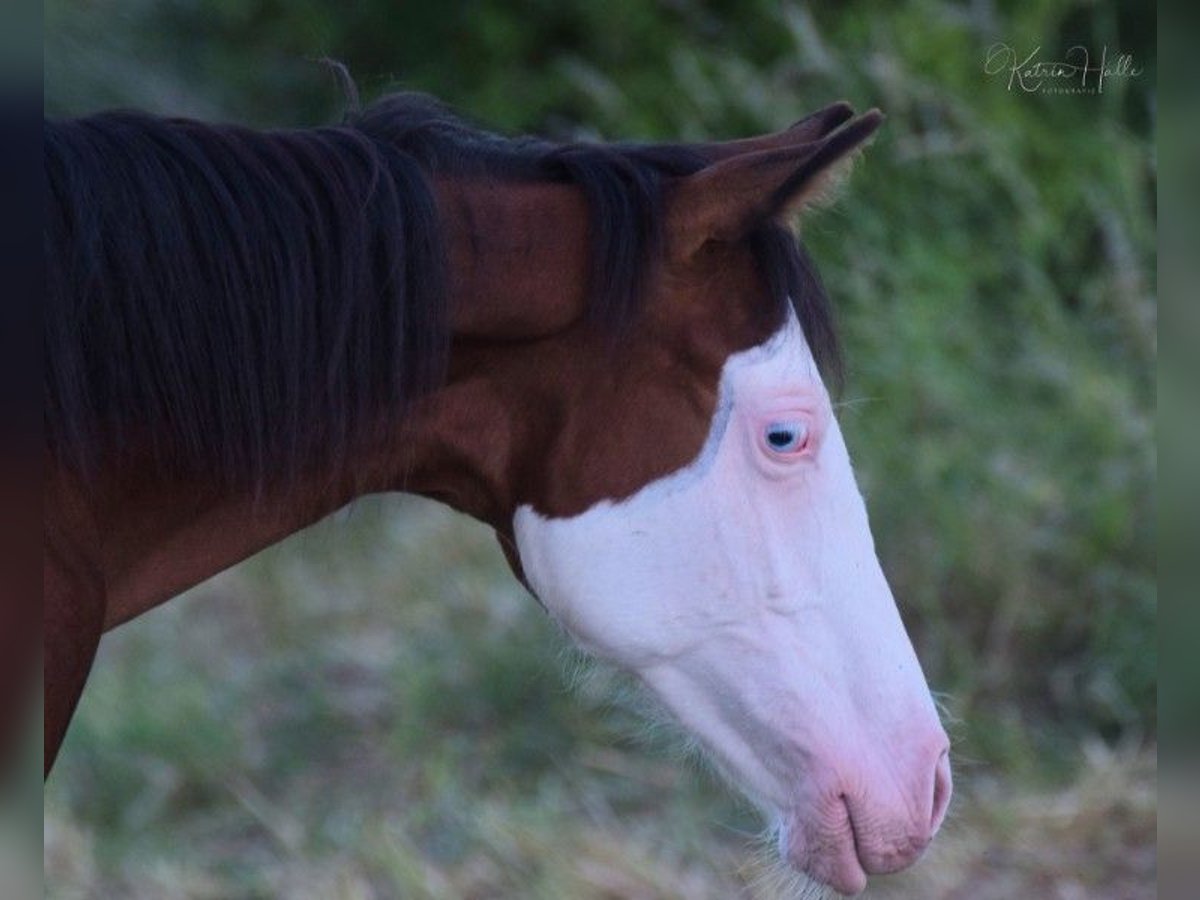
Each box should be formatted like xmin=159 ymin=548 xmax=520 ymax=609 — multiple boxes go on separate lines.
xmin=723 ymin=310 xmax=819 ymax=385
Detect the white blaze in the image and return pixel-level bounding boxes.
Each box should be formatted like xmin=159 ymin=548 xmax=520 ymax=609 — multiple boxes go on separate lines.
xmin=513 ymin=310 xmax=945 ymax=888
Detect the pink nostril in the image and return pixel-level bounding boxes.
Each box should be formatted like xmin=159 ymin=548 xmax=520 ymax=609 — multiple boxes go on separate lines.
xmin=930 ymin=748 xmax=952 ymax=834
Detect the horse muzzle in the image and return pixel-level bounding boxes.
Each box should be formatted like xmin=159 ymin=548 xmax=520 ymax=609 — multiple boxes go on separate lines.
xmin=779 ymin=735 xmax=952 ymax=895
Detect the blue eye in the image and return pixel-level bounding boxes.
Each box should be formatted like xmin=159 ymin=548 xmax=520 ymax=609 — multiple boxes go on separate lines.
xmin=764 ymin=421 xmax=809 ymax=454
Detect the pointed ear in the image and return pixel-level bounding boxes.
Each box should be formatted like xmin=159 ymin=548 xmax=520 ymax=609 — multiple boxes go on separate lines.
xmin=667 ymin=109 xmax=884 ymax=260
xmin=686 ymin=101 xmax=856 ymax=163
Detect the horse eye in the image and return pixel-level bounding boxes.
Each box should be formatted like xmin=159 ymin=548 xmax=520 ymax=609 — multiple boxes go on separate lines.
xmin=764 ymin=421 xmax=809 ymax=454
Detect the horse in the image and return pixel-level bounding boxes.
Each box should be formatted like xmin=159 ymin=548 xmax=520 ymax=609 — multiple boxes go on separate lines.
xmin=43 ymin=93 xmax=951 ymax=896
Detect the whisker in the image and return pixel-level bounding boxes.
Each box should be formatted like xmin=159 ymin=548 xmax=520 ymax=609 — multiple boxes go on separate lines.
xmin=831 ymin=395 xmax=878 ymax=411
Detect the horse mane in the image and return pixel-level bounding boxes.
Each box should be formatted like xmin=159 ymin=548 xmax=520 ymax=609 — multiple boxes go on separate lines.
xmin=44 ymin=92 xmax=839 ymax=491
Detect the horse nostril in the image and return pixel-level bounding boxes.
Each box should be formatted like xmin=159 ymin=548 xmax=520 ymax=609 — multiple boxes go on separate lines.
xmin=930 ymin=747 xmax=952 ymax=834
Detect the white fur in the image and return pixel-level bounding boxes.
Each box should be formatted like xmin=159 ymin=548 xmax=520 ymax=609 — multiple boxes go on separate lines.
xmin=514 ymin=311 xmax=947 ymax=894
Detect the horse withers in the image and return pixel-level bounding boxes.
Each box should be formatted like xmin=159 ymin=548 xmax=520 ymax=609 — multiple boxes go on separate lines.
xmin=44 ymin=95 xmax=949 ymax=895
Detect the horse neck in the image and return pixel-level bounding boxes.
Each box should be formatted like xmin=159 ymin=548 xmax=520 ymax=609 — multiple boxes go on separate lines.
xmin=80 ymin=177 xmax=597 ymax=629
xmin=62 ymin=464 xmax=341 ymax=629
xmin=435 ymin=176 xmax=591 ymax=339
xmin=83 ymin=359 xmax=528 ymax=630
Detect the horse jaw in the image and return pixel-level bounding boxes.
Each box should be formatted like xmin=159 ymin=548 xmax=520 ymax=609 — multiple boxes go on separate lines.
xmin=512 ymin=311 xmax=950 ymax=896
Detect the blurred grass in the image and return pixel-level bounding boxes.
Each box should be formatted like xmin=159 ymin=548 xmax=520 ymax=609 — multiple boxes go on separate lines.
xmin=44 ymin=0 xmax=1155 ymax=896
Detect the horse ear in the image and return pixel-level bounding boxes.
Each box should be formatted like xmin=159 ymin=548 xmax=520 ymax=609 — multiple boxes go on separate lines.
xmin=686 ymin=101 xmax=856 ymax=163
xmin=667 ymin=109 xmax=884 ymax=260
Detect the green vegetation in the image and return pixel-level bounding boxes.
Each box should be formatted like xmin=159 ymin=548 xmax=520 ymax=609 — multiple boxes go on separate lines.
xmin=45 ymin=1 xmax=1155 ymax=896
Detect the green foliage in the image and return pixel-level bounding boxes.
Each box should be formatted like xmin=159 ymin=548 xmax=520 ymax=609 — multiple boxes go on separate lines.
xmin=44 ymin=1 xmax=1155 ymax=895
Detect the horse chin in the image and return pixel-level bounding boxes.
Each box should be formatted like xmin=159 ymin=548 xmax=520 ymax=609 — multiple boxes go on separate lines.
xmin=684 ymin=753 xmax=857 ymax=898
xmin=773 ymin=811 xmax=868 ymax=899
xmin=735 ymin=818 xmax=845 ymax=900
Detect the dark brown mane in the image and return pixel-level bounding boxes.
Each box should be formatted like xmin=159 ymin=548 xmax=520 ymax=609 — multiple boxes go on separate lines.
xmin=44 ymin=92 xmax=839 ymax=492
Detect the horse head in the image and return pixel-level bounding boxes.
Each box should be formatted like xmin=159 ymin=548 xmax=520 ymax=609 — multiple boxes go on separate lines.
xmin=417 ymin=103 xmax=951 ymax=895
